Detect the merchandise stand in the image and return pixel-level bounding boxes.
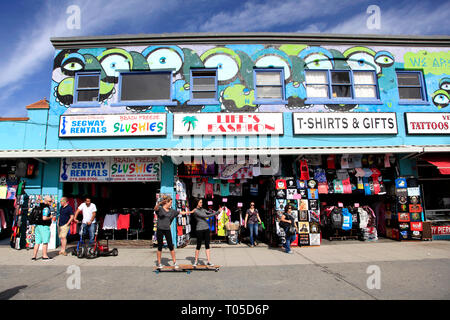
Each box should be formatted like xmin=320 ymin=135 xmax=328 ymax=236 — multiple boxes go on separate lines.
xmin=272 ymin=154 xmax=428 ymax=247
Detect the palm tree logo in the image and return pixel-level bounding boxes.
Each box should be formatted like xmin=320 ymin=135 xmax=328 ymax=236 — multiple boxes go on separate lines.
xmin=182 ymin=116 xmax=198 ymax=132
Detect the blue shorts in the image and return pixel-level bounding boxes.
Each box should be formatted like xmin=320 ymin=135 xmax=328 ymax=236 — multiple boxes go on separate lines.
xmin=35 ymin=225 xmax=51 ymax=244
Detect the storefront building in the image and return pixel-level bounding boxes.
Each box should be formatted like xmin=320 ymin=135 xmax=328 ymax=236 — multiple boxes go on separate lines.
xmin=1 ymin=33 xmax=449 ymax=249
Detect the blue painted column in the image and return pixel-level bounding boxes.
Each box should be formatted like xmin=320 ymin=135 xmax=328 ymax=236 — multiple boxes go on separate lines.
xmin=160 ymin=156 xmax=177 ymax=248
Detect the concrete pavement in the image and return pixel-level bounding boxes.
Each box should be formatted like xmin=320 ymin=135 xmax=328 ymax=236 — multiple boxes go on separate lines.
xmin=0 ymin=239 xmax=449 ymax=300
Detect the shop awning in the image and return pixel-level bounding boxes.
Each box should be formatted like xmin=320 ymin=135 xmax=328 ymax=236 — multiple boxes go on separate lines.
xmin=0 ymin=145 xmax=439 ymax=159
xmin=422 ymin=156 xmax=450 ymax=175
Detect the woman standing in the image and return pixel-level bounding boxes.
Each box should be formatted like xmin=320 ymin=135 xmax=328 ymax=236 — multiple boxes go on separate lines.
xmin=154 ymin=195 xmax=188 ymax=269
xmin=279 ymin=205 xmax=297 ymax=254
xmin=244 ymin=202 xmax=262 ymax=247
xmin=189 ymin=199 xmax=221 ymax=267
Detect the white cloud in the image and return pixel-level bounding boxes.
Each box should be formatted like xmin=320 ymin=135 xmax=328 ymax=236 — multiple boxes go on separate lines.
xmin=195 ymin=0 xmax=355 ymax=32
xmin=0 ymin=0 xmax=179 ymax=112
xmin=298 ymin=2 xmax=450 ymax=35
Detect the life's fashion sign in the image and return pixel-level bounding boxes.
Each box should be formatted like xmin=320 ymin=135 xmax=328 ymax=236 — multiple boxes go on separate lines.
xmin=59 ymin=113 xmax=167 ymax=137
xmin=173 ymin=113 xmax=284 ymax=136
xmin=60 ymin=157 xmax=161 ymax=182
xmin=405 ymin=113 xmax=450 ymax=134
xmin=293 ymin=112 xmax=398 ymax=135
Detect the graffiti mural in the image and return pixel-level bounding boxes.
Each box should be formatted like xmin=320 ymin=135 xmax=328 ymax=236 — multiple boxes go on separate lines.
xmin=50 ymin=44 xmax=449 ymax=115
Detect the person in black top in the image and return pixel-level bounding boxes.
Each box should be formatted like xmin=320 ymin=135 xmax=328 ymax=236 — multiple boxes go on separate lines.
xmin=58 ymin=197 xmax=74 ymax=256
xmin=279 ymin=205 xmax=297 ymax=254
xmin=154 ymin=195 xmax=188 ymax=269
xmin=187 ymin=199 xmax=221 ymax=267
xmin=244 ymin=202 xmax=262 ymax=247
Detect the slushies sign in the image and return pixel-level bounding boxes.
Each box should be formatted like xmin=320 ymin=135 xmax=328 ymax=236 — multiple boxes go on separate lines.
xmin=59 ymin=113 xmax=166 ymax=137
xmin=173 ymin=113 xmax=284 ymax=136
xmin=60 ymin=157 xmax=161 ymax=182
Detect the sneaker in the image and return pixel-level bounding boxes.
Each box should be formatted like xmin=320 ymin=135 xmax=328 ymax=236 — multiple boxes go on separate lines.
xmin=192 ymin=261 xmax=198 ymax=267
xmin=31 ymin=257 xmax=37 ymax=261
xmin=206 ymin=261 xmax=214 ymax=267
xmin=42 ymin=256 xmax=53 ymax=260
xmin=157 ymin=263 xmax=163 ymax=269
xmin=286 ymin=251 xmax=294 ymax=254
xmin=173 ymin=262 xmax=180 ymax=269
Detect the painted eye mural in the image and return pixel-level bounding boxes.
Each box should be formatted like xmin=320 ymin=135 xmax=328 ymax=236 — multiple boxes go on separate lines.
xmin=143 ymin=47 xmax=184 ymax=73
xmin=201 ymin=48 xmax=241 ymax=83
xmin=61 ymin=53 xmax=85 ymax=75
xmin=374 ymin=51 xmax=395 ymax=68
xmin=299 ymin=47 xmax=334 ymax=70
xmin=344 ymin=47 xmax=379 ymax=74
xmin=98 ymin=48 xmax=133 ymax=81
xmin=439 ymin=77 xmax=450 ymax=94
xmin=432 ymin=89 xmax=450 ymax=109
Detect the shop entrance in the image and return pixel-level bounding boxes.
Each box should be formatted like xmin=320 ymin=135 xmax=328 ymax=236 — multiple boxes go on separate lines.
xmin=174 ymin=162 xmax=273 ymax=247
xmin=63 ymin=182 xmax=159 ymax=241
xmin=272 ymin=153 xmax=415 ymax=247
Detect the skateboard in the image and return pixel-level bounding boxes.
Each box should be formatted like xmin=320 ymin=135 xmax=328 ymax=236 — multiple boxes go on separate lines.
xmin=153 ymin=264 xmax=220 ymax=274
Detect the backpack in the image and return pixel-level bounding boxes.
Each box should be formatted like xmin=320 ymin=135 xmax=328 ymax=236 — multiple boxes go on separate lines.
xmin=28 ymin=204 xmax=46 ymax=225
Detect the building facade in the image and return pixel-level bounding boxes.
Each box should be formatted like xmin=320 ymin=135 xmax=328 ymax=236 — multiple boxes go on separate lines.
xmin=1 ymin=33 xmax=449 ymax=247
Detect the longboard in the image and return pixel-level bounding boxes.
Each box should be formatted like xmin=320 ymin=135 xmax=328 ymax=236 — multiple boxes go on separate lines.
xmin=153 ymin=264 xmax=220 ymax=274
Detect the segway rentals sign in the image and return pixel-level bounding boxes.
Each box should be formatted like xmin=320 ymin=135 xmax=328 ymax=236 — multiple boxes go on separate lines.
xmin=60 ymin=157 xmax=161 ymax=182
xmin=59 ymin=113 xmax=167 ymax=137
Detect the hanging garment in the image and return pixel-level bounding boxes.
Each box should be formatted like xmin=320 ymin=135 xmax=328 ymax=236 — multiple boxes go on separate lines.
xmin=358 ymin=208 xmax=369 ymax=229
xmin=220 ymin=183 xmax=230 ymax=197
xmin=217 ymin=207 xmax=230 ymax=237
xmin=299 ymin=160 xmax=310 ymax=180
xmin=342 ymin=208 xmax=352 ymax=230
xmin=331 ymin=208 xmax=343 ymax=229
xmin=117 ymin=214 xmax=130 ymax=230
xmin=205 ymin=183 xmax=214 ymax=197
xmin=192 ymin=182 xmax=206 ymax=198
xmin=327 ymin=155 xmax=336 ymax=169
xmin=103 ymin=213 xmax=118 ymax=230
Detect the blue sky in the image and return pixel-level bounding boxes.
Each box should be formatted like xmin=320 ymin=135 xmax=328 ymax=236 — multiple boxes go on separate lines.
xmin=0 ymin=0 xmax=448 ymax=117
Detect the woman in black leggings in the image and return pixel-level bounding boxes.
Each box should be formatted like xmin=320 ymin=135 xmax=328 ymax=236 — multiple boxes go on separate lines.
xmin=189 ymin=199 xmax=221 ymax=267
xmin=154 ymin=195 xmax=188 ymax=269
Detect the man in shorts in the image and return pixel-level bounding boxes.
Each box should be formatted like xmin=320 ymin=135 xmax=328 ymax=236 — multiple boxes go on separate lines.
xmin=58 ymin=197 xmax=74 ymax=256
xmin=31 ymin=196 xmax=54 ymax=261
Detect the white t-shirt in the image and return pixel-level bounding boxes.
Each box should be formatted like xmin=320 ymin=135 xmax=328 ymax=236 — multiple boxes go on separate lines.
xmin=78 ymin=203 xmax=97 ymax=224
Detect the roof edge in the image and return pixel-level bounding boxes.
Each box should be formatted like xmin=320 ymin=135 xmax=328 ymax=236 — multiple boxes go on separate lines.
xmin=50 ymin=32 xmax=450 ymax=49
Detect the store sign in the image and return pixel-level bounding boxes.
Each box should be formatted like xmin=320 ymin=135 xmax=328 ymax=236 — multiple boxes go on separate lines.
xmin=59 ymin=113 xmax=167 ymax=137
xmin=173 ymin=113 xmax=284 ymax=136
xmin=405 ymin=113 xmax=450 ymax=135
xmin=293 ymin=112 xmax=397 ymax=135
xmin=60 ymin=157 xmax=161 ymax=182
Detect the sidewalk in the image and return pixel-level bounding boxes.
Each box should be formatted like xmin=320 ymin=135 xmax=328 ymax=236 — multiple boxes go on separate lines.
xmin=1 ymin=239 xmax=449 ymax=268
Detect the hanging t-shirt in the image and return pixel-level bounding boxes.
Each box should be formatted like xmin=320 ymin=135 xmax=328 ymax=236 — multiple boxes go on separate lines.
xmin=342 ymin=208 xmax=352 ymax=230
xmin=275 ymin=179 xmax=287 ymax=190
xmin=220 ymin=183 xmax=230 ymax=197
xmin=192 ymin=182 xmax=205 ymax=198
xmin=205 ymin=183 xmax=214 ymax=197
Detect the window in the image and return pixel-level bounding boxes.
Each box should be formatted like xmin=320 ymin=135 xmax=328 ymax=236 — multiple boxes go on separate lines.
xmin=73 ymin=72 xmax=100 ymax=106
xmin=118 ymin=71 xmax=173 ymax=104
xmin=396 ymin=71 xmax=427 ymax=103
xmin=305 ymin=70 xmax=379 ymax=102
xmin=190 ymin=69 xmax=218 ymax=102
xmin=254 ymin=69 xmax=285 ymax=103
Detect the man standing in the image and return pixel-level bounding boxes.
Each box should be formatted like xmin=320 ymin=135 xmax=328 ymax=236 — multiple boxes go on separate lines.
xmin=74 ymin=197 xmax=97 ymax=246
xmin=31 ymin=196 xmax=54 ymax=261
xmin=58 ymin=197 xmax=74 ymax=256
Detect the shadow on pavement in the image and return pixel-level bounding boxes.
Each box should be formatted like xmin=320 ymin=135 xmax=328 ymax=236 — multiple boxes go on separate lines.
xmin=0 ymin=285 xmax=27 ymax=300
